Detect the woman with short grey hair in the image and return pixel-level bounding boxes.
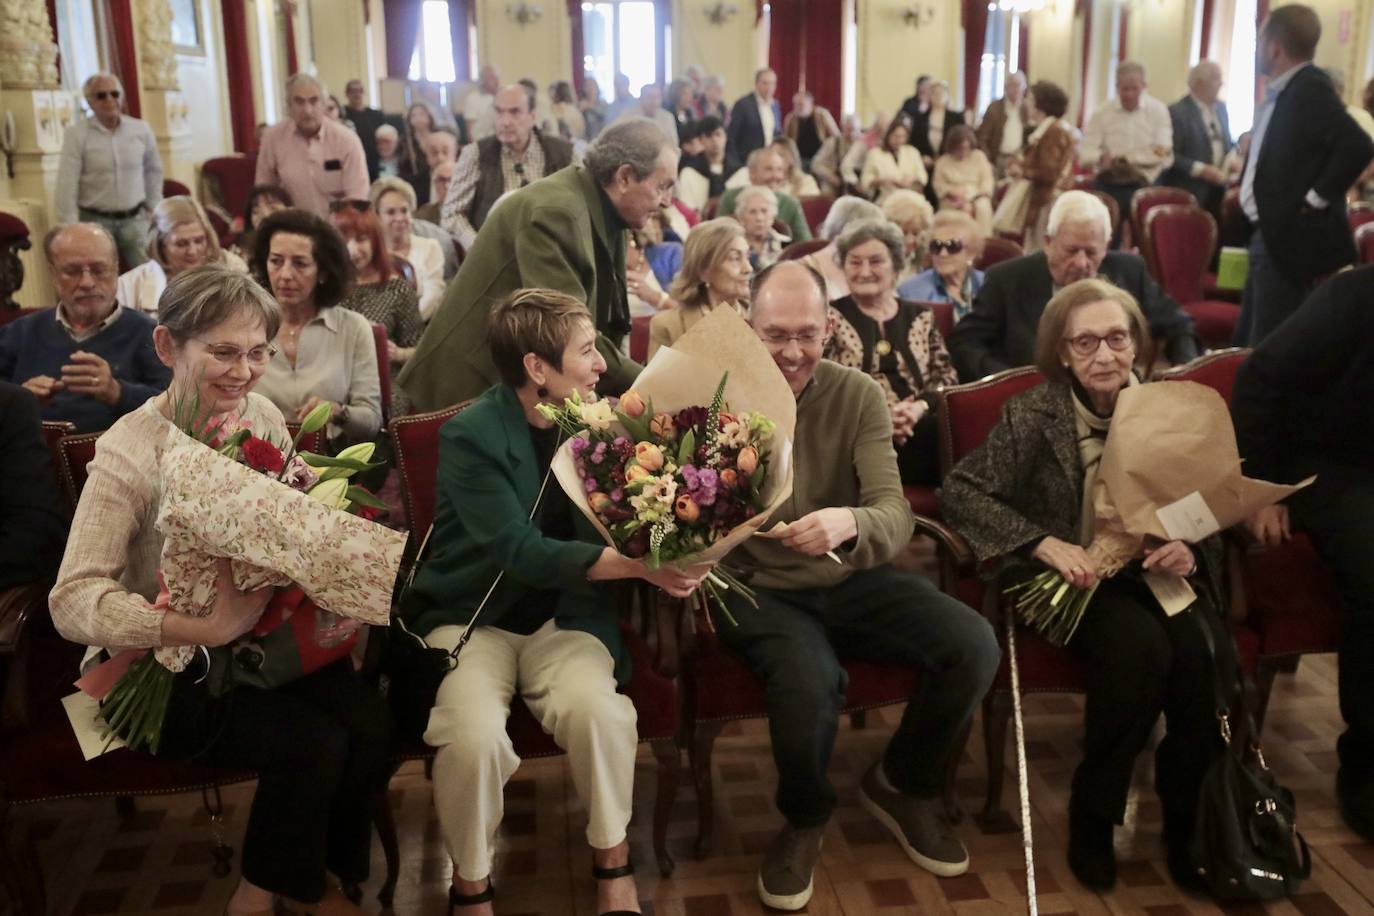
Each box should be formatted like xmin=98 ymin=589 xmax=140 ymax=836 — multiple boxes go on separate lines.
xmin=824 ymin=218 xmax=958 ymax=484
xmin=796 ymin=196 xmax=887 ymax=301
xmin=735 ymin=184 xmax=788 ymax=270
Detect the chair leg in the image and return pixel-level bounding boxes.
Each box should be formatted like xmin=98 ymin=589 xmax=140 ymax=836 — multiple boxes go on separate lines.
xmin=370 ymin=788 xmax=400 ymax=907
xmin=849 ymin=710 xmax=868 ymax=730
xmin=976 ymin=691 xmax=1019 ymax=833
xmin=688 ymin=719 xmax=726 ymax=859
xmin=0 ymin=796 xmax=45 ymax=915
xmin=1252 ymin=657 xmax=1284 ymax=738
xmin=649 ymin=738 xmax=680 ymax=877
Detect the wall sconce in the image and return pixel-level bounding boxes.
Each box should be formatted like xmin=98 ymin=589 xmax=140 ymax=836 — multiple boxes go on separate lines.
xmin=704 ymin=2 xmax=739 ymax=25
xmin=900 ymin=3 xmax=936 ymax=27
xmin=506 ymin=1 xmax=543 ymax=25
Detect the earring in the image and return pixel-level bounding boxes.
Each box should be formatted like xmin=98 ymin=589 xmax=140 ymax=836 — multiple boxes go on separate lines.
xmin=537 ymin=386 xmax=549 ymax=398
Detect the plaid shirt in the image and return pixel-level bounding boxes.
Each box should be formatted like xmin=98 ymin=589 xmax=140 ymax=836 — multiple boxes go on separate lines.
xmin=441 ymin=138 xmax=548 ymax=250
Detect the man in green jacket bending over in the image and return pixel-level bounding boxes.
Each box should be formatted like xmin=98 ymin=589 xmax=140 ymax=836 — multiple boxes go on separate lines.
xmin=398 ymin=118 xmax=679 ymax=412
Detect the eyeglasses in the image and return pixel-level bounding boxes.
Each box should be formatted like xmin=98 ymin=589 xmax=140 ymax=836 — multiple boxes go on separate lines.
xmin=329 ymin=199 xmax=371 ymax=214
xmin=1065 ymin=330 xmax=1133 ymax=357
xmin=92 ymin=90 xmax=121 ymax=101
xmin=758 ymin=330 xmax=824 ymax=348
xmin=194 ymin=339 xmax=279 ymax=366
xmin=56 ymin=263 xmax=116 ymax=281
xmin=929 ymin=238 xmax=965 ymax=255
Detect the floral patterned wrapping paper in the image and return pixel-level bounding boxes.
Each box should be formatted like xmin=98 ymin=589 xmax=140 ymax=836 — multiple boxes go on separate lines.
xmin=152 ymin=424 xmax=406 ymax=671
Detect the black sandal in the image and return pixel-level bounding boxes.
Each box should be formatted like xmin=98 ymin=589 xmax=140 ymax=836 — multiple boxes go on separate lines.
xmin=592 ymin=861 xmax=639 ymax=916
xmin=448 ymin=880 xmax=494 ymax=914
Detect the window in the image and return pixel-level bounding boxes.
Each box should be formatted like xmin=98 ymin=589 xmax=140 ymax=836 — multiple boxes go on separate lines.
xmin=1226 ymin=0 xmax=1257 ymax=136
xmin=408 ymin=0 xmax=458 ymax=84
xmin=55 ymin=0 xmax=107 ymax=95
xmin=582 ymin=1 xmax=659 ymax=98
xmin=977 ymin=4 xmax=1016 ymax=117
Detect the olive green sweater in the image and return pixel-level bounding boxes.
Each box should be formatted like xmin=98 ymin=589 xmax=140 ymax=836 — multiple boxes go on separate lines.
xmin=728 ymin=360 xmax=914 ymax=590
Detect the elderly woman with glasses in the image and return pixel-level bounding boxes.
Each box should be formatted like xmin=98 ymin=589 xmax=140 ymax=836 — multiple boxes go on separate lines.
xmin=117 ymin=196 xmax=248 ymax=315
xmin=896 ymin=210 xmax=986 ymax=320
xmin=824 ymin=219 xmax=958 ymax=486
xmin=942 ymin=279 xmax=1232 ymax=894
xmin=369 ymin=177 xmax=447 ymax=319
xmin=50 ymin=265 xmax=391 ymax=916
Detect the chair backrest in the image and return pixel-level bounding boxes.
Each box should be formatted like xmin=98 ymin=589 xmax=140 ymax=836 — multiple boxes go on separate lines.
xmin=389 ymin=403 xmax=468 ymax=535
xmin=371 ymin=323 xmax=391 ymax=425
xmin=702 ymin=196 xmax=720 ymax=220
xmin=936 ymin=366 xmax=1044 ymax=475
xmin=777 ymin=238 xmax=829 ymax=261
xmin=283 ymin=423 xmax=326 ymax=456
xmin=798 ymin=195 xmax=835 ymax=235
xmin=910 ymin=300 xmax=955 ymax=339
xmin=41 ymin=420 xmax=75 ymax=510
xmin=393 ymin=255 xmax=418 ymax=292
xmin=203 ymin=204 xmax=234 ymax=249
xmin=1144 ymin=204 xmax=1218 ymax=303
xmin=629 ymin=315 xmax=651 ymax=364
xmin=200 ymin=155 xmax=259 ymax=217
xmin=1348 ymin=201 xmax=1374 ymax=234
xmin=1156 ymin=347 xmax=1250 ymax=405
xmin=1130 ymin=186 xmax=1197 ymax=274
xmin=163 ymin=179 xmax=193 ymax=199
xmin=974 ymin=236 xmax=1023 ymax=272
xmin=1356 ymin=221 xmax=1374 ymax=264
xmin=58 ymin=431 xmax=103 ymax=507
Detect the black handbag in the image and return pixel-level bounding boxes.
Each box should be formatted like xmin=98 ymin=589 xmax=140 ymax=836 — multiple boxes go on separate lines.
xmin=1189 ymin=614 xmax=1311 ymax=901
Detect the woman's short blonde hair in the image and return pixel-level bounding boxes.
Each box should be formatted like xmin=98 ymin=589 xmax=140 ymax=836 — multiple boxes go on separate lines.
xmin=369 ymin=175 xmax=417 ymax=211
xmin=488 ymin=288 xmax=595 ymax=388
xmin=145 ymin=196 xmax=224 ymax=268
xmin=669 ymin=217 xmax=747 ymax=310
xmin=881 ymin=190 xmax=934 ymax=232
xmin=159 ymin=264 xmax=280 ymax=343
xmin=1034 ymin=278 xmax=1149 ymax=384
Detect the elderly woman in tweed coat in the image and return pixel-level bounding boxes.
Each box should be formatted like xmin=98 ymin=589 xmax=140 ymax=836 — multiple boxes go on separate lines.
xmin=942 ymin=278 xmax=1232 ymax=895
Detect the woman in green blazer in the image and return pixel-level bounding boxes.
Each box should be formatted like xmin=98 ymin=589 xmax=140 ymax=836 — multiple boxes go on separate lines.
xmin=404 ymin=289 xmax=708 ymax=916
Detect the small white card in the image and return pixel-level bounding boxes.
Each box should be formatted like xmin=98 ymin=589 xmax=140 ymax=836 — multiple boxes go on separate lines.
xmin=1156 ymin=491 xmax=1221 ymax=543
xmin=1143 ymin=571 xmax=1198 ymax=617
xmin=61 ymin=691 xmax=125 ymax=760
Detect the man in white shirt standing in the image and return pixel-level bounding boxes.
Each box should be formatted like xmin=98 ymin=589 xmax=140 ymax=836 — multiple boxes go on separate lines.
xmin=463 ymin=64 xmax=501 ymax=142
xmin=1082 ymin=61 xmax=1173 ymax=245
xmin=55 ymin=73 xmax=164 ymax=269
xmin=727 ymin=69 xmax=782 ymax=163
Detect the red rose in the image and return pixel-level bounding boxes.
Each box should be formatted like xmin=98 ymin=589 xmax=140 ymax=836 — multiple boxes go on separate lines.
xmin=241 ymin=436 xmax=285 ymax=474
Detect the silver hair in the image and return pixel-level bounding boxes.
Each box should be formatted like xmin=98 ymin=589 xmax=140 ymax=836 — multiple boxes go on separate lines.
xmin=584 ymin=118 xmax=674 ymax=186
xmin=735 ymin=184 xmax=779 ymax=213
xmin=703 ymin=74 xmax=725 ymax=91
xmin=369 ymin=175 xmax=417 ymax=210
xmin=285 ymin=71 xmax=326 ymax=96
xmin=1116 ymin=61 xmax=1147 ymax=83
xmin=82 ymin=72 xmax=124 ymax=101
xmin=1187 ymin=60 xmax=1222 ymax=89
xmin=43 ymin=222 xmax=117 ymax=264
xmin=835 ymin=218 xmax=906 ymax=272
xmin=818 ymin=196 xmax=885 ymax=241
xmin=375 ymin=123 xmax=399 ymax=141
xmin=1047 ymin=190 xmax=1113 ymax=241
xmin=159 ymin=265 xmax=281 ymax=343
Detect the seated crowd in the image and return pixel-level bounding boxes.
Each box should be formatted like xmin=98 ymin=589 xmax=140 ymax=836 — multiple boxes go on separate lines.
xmin=5 ymin=4 xmax=1373 ymax=914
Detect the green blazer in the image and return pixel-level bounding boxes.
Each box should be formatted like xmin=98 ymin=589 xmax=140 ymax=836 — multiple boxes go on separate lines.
xmin=403 ymin=384 xmax=629 ymax=683
xmin=396 ymin=165 xmax=642 ymax=413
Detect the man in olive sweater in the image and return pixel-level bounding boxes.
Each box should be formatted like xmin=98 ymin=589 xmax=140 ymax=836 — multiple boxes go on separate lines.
xmin=721 ymin=261 xmax=999 ymax=911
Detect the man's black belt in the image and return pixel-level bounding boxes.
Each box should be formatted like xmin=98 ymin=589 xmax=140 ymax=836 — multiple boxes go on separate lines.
xmin=79 ymin=204 xmax=145 ymax=219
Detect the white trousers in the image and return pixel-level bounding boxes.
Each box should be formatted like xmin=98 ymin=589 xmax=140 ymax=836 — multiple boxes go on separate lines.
xmin=423 ymin=620 xmax=638 ymax=881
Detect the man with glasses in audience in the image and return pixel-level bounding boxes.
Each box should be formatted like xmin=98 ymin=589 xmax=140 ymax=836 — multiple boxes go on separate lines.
xmin=0 ymin=224 xmax=170 ymax=432
xmin=948 ymin=190 xmax=1199 ymax=380
xmin=718 ymin=260 xmax=999 ymax=911
xmin=56 ymin=73 xmax=164 ymax=269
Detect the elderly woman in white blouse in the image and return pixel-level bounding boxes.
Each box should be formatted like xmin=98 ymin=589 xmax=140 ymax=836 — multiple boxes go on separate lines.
xmin=368 ymin=176 xmax=446 ymax=320
xmin=116 ymin=196 xmax=247 ymax=315
xmin=860 ymin=117 xmax=928 ymax=204
xmin=249 ymin=208 xmax=382 ymax=446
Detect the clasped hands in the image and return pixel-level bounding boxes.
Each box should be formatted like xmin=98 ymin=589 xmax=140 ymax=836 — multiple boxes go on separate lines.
xmin=1032 ymin=534 xmax=1196 ymax=590
xmin=23 ymin=351 xmax=121 ymax=405
xmin=890 ymin=398 xmax=927 ymax=446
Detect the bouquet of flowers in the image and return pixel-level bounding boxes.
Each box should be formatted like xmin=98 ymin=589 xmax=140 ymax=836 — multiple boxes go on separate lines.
xmin=1006 ymin=382 xmax=1311 ymax=646
xmin=87 ymin=398 xmax=407 ymax=754
xmin=540 ymin=307 xmax=797 ymax=624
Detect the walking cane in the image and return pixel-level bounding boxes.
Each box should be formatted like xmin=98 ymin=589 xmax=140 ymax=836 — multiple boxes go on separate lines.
xmin=1006 ymin=611 xmax=1039 ymax=916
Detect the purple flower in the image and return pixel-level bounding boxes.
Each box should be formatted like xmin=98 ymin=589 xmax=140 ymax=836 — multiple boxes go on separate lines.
xmin=610 ymin=487 xmax=624 ymax=502
xmin=591 ymin=441 xmax=608 ymax=465
xmin=613 ymin=436 xmax=629 ymax=448
xmin=584 ymin=477 xmax=598 ymax=492
xmin=571 ymin=437 xmax=589 ymax=454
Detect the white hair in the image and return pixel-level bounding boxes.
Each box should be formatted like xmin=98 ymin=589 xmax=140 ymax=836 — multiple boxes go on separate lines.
xmin=1187 ymin=60 xmax=1222 ymax=89
xmin=375 ymin=124 xmax=399 ymax=141
xmin=1116 ymin=61 xmax=1146 ymax=84
xmin=1047 ymin=191 xmax=1112 ymax=241
xmin=736 ymin=185 xmax=778 ymax=213
xmin=285 ymin=72 xmax=326 ymax=96
xmin=82 ymin=72 xmax=124 ymax=100
xmin=818 ymin=195 xmax=884 ymax=241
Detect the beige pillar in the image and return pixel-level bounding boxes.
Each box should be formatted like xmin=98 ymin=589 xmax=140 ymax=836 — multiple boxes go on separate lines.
xmin=135 ymin=0 xmax=194 ymax=189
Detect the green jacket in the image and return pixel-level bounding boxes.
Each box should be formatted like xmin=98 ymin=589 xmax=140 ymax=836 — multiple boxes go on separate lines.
xmin=397 ymin=165 xmax=642 ymax=412
xmin=718 ymin=186 xmax=813 ymax=242
xmin=403 ymin=384 xmax=629 ymax=683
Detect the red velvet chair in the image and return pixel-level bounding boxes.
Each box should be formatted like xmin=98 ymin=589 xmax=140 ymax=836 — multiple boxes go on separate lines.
xmin=1129 ymin=186 xmax=1197 ymax=277
xmin=974 ymin=236 xmax=1023 ymax=272
xmin=388 ymin=406 xmax=684 ymax=875
xmin=163 ymin=179 xmax=193 ymax=199
xmin=201 ymin=155 xmax=259 ymax=217
xmin=777 ymin=238 xmax=829 ymax=261
xmin=798 ymin=195 xmax=835 ymax=235
xmin=1347 ymin=201 xmax=1374 ymax=234
xmin=371 ymin=324 xmax=391 ymax=428
xmin=1143 ymin=204 xmax=1240 ymax=349
xmin=40 ymin=421 xmax=75 ymax=513
xmin=629 ymin=315 xmax=652 ymax=364
xmin=1356 ymin=221 xmax=1374 ymax=264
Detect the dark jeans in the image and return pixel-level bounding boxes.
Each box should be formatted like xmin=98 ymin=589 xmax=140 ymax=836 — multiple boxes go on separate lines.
xmin=1289 ymin=461 xmax=1374 ymax=782
xmin=1233 ymin=229 xmax=1311 ymax=346
xmin=1066 ymin=575 xmax=1231 ymax=836
xmin=156 ymin=660 xmax=393 ymax=902
xmin=718 ymin=565 xmax=1000 ymax=827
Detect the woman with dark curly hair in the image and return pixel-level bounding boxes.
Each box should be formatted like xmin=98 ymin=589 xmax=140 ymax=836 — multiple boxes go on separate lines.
xmin=250 ymin=208 xmax=382 ymax=445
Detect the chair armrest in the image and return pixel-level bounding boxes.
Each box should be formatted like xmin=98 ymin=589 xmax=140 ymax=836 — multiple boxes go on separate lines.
xmin=912 ymin=513 xmax=976 ymax=576
xmin=0 ymin=582 xmax=47 ymax=655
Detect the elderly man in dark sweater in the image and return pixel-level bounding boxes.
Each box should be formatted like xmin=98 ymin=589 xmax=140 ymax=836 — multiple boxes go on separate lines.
xmin=719 ymin=261 xmax=999 ymax=911
xmin=1233 ymin=265 xmax=1374 ymax=843
xmin=0 ymin=224 xmax=170 ymax=432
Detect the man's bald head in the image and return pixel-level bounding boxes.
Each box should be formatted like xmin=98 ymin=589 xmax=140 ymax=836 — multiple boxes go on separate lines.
xmin=749 ymin=261 xmax=831 ymax=396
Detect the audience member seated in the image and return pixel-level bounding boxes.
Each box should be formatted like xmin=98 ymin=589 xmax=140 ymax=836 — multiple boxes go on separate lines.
xmin=405 ymin=288 xmax=708 ymax=916
xmin=255 ymin=73 xmax=369 ymax=217
xmin=976 ymin=70 xmax=1030 ymax=177
xmin=329 ymin=202 xmax=422 ymax=375
xmin=718 ymin=147 xmax=813 ymax=241
xmin=721 ymin=260 xmax=998 ymax=910
xmin=373 ymin=124 xmax=406 ymax=179
xmin=677 ymin=116 xmax=740 ymax=212
xmin=414 ymin=160 xmax=453 ymax=225
xmin=647 ymin=217 xmax=751 ymax=359
xmin=1161 ymin=61 xmax=1233 ymax=217
xmin=463 ymin=65 xmax=501 ymax=142
xmin=1081 ymin=61 xmax=1173 ymax=245
xmin=442 ymin=84 xmax=575 ymax=251
xmin=401 ymin=101 xmax=439 ymax=204
xmin=951 ymin=191 xmax=1198 ymax=380
xmin=824 ymin=219 xmax=958 ymax=485
xmin=423 ymin=128 xmax=461 ymax=203
xmin=667 ymin=80 xmax=699 ymax=142
xmin=860 ymin=117 xmax=928 ymax=204
xmin=797 ymin=195 xmax=885 ymax=300
xmin=992 ymin=81 xmax=1075 ymax=249
xmin=811 ymin=114 xmax=864 ymax=197
xmin=117 ymin=196 xmax=248 ymax=315
xmin=231 ymin=185 xmax=292 ymax=261
xmin=897 ymin=210 xmax=985 ymax=320
xmin=696 ymin=74 xmax=729 ymax=123
xmin=604 ymin=74 xmax=637 ymax=125
xmin=880 ymin=189 xmax=935 ymax=282
xmin=249 ymin=208 xmax=382 ymax=445
xmin=726 ymin=68 xmax=782 ymax=162
xmin=549 ymin=79 xmax=587 ymax=142
xmin=370 ymin=177 xmax=447 ymax=320
xmin=910 ymin=80 xmax=965 ymax=175
xmin=578 ymin=76 xmax=609 ymax=140
xmin=625 ymin=214 xmax=683 ymax=317
xmin=736 ymin=185 xmax=789 ymax=270
xmin=49 ymin=266 xmax=390 ymax=916
xmin=0 ymin=224 xmax=171 ymax=432
xmin=0 ymin=381 xmax=67 ymax=590
xmin=1233 ymin=265 xmax=1374 ymax=844
xmin=613 ymin=84 xmax=680 ymax=149
xmin=931 ymin=125 xmax=994 ymax=233
xmin=341 ymin=78 xmax=387 ymax=178
xmin=943 ymin=278 xmax=1229 ymax=892
xmin=769 ymin=137 xmax=822 ymax=197
xmin=783 ymin=91 xmax=840 ymax=170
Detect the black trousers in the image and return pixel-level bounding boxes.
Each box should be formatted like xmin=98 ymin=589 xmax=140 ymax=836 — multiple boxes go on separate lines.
xmin=718 ymin=565 xmax=1000 ymax=827
xmin=156 ymin=660 xmax=393 ymax=902
xmin=896 ymin=411 xmax=941 ymax=487
xmin=1066 ymin=575 xmax=1231 ymax=836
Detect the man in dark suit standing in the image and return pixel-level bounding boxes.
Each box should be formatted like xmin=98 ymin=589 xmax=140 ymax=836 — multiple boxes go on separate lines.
xmin=1234 ymin=4 xmax=1374 ymax=346
xmin=949 ymin=190 xmax=1199 ymax=380
xmin=1162 ymin=61 xmax=1233 ymax=217
xmin=727 ymin=69 xmax=782 ymax=162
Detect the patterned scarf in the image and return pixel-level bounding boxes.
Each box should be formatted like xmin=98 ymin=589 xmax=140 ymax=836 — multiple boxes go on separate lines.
xmin=1071 ymin=373 xmax=1139 ymax=542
